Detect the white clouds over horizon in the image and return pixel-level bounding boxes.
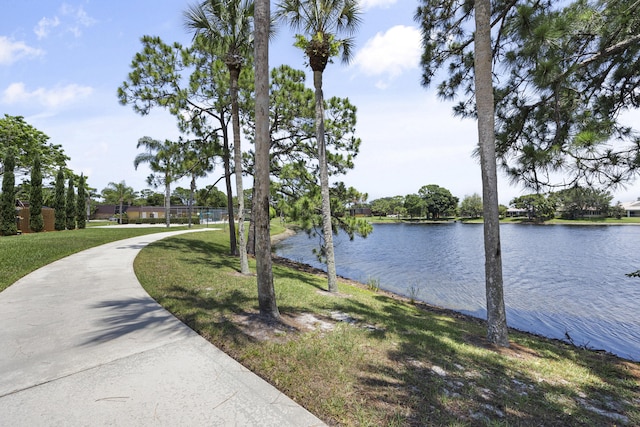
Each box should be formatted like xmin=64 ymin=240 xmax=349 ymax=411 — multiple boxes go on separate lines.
xmin=0 ymin=36 xmax=44 ymax=65
xmin=2 ymin=82 xmax=94 ymax=109
xmin=351 ymin=25 xmax=421 ymax=88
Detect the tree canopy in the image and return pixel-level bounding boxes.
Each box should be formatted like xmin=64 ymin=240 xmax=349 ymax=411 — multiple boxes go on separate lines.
xmin=418 ymin=184 xmax=459 ymax=219
xmin=0 ymin=115 xmax=68 ymax=179
xmin=415 ymin=0 xmax=640 ymax=192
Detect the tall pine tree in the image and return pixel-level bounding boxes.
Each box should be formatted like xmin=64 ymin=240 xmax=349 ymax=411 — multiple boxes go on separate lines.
xmin=66 ymin=178 xmax=75 ymax=230
xmin=1 ymin=148 xmax=18 ymax=236
xmin=54 ymin=168 xmax=66 ymax=231
xmin=76 ymin=174 xmax=86 ymax=229
xmin=29 ymin=154 xmax=44 ymax=232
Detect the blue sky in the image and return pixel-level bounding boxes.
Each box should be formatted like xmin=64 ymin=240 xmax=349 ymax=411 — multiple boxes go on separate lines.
xmin=2 ymin=0 xmax=640 ymax=205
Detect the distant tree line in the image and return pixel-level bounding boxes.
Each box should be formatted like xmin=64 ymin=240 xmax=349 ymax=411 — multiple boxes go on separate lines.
xmin=367 ymin=184 xmax=629 ymax=222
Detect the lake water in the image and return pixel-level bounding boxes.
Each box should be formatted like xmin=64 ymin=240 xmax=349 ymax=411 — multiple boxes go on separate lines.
xmin=274 ymin=222 xmax=640 ymax=361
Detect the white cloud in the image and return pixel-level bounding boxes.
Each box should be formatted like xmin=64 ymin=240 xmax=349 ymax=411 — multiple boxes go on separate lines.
xmin=34 ymin=16 xmax=61 ymax=39
xmin=33 ymin=4 xmax=96 ymax=39
xmin=359 ymin=0 xmax=398 ymax=11
xmin=0 ymin=36 xmax=44 ymax=65
xmin=62 ymin=4 xmax=98 ymax=37
xmin=2 ymin=82 xmax=93 ymax=108
xmin=352 ymin=25 xmax=421 ymax=86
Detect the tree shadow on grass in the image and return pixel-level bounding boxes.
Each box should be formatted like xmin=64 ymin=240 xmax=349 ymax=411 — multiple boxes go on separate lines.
xmin=149 ymin=237 xmax=238 ymax=271
xmin=325 ymin=292 xmax=639 ymax=425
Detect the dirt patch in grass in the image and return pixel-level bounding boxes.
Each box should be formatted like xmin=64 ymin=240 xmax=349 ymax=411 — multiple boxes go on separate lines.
xmin=231 ymin=310 xmax=368 ymax=342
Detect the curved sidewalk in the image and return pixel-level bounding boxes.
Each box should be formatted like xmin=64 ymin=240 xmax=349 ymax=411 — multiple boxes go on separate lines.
xmin=0 ymin=229 xmax=325 ymax=426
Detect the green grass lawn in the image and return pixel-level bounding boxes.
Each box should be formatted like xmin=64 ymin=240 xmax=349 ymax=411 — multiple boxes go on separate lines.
xmin=134 ymin=229 xmax=640 ymax=426
xmin=0 ymin=226 xmax=195 ymax=291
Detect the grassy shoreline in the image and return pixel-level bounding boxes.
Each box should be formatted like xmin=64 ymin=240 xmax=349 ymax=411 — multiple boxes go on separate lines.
xmin=135 ymin=228 xmax=640 ymax=426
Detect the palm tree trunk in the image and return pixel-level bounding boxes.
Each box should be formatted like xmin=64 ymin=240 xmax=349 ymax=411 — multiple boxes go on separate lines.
xmin=254 ymin=0 xmax=280 ymax=319
xmin=230 ymin=66 xmax=250 ymax=274
xmin=222 ymin=126 xmax=237 ymax=255
xmin=314 ymin=69 xmax=338 ymax=293
xmin=474 ymin=0 xmax=509 ymax=347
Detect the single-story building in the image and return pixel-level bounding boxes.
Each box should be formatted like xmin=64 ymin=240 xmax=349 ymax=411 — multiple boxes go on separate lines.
xmin=620 ymin=200 xmax=640 ymax=217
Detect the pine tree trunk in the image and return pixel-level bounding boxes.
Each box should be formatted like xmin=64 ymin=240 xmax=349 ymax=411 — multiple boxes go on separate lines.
xmin=474 ymin=0 xmax=509 ymax=347
xmin=313 ymin=69 xmax=338 ymax=293
xmin=254 ymin=0 xmax=280 ymax=319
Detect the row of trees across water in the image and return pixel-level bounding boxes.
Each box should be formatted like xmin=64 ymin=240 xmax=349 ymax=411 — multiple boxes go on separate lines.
xmin=367 ymin=185 xmax=630 ymax=221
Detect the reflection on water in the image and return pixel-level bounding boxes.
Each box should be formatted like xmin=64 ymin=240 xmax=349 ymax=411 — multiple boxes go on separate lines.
xmin=275 ymin=222 xmax=640 ymax=361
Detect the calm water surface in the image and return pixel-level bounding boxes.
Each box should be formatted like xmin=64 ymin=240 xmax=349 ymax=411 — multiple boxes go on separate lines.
xmin=275 ymin=223 xmax=640 ymax=361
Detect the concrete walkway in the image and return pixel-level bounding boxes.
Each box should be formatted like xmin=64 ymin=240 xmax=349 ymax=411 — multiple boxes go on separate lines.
xmin=0 ymin=229 xmax=325 ymax=426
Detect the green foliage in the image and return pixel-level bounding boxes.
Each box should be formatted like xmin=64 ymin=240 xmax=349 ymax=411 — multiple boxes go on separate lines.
xmin=183 ymin=0 xmax=254 ymax=71
xmin=370 ymin=195 xmax=405 ymax=218
xmin=459 ymin=193 xmax=483 ymax=218
xmin=29 ymin=154 xmax=44 ymax=232
xmin=65 ymin=178 xmax=75 ymax=230
xmin=403 ymin=193 xmax=424 ymax=218
xmin=284 ymin=181 xmax=371 ymax=263
xmin=54 ymin=169 xmax=66 ymax=231
xmin=366 ymin=276 xmax=380 ymax=292
xmin=256 ymin=64 xmax=367 ymax=262
xmin=195 ymin=185 xmax=228 ymax=207
xmin=415 ymin=0 xmax=640 ymax=191
xmin=555 ymin=186 xmax=613 ymax=219
xmin=134 ymin=137 xmax=185 ymax=188
xmin=101 ymin=181 xmax=137 ymax=224
xmin=76 ymin=174 xmax=86 ymax=229
xmin=0 ymin=115 xmax=69 ymax=178
xmin=511 ymin=193 xmax=557 ymax=222
xmin=610 ymin=202 xmax=625 ymax=219
xmin=1 ymin=148 xmax=17 ymax=236
xmin=139 ymin=189 xmax=164 ymax=206
xmin=418 ymin=184 xmax=459 ymax=219
xmin=276 ymin=0 xmax=362 ymax=71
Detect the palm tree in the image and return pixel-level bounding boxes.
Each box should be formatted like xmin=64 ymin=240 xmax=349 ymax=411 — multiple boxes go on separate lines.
xmin=184 ymin=0 xmax=253 ymax=274
xmin=276 ymin=0 xmax=361 ymax=292
xmin=101 ymin=181 xmax=137 ymax=225
xmin=134 ymin=137 xmax=184 ymax=228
